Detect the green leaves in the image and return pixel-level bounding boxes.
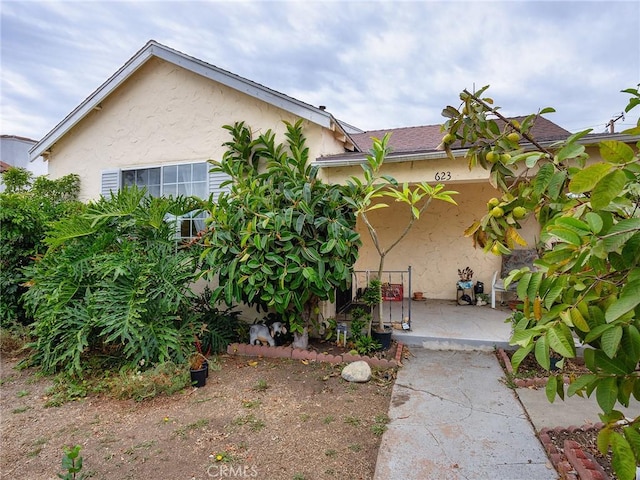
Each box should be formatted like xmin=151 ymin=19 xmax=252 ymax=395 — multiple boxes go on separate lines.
xmin=203 ymin=120 xmax=362 ymax=328
xmin=442 ymin=85 xmax=640 ymax=480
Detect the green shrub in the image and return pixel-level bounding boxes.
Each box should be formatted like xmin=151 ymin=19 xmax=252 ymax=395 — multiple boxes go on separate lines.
xmin=190 ymin=287 xmax=244 ymax=354
xmin=0 ymin=168 xmax=81 ymax=326
xmin=22 ymin=187 xmax=202 ymax=375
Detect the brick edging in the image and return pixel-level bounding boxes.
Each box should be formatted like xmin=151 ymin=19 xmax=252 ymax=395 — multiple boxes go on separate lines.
xmin=539 ymin=425 xmax=610 ymax=480
xmin=227 ymin=342 xmax=403 ymax=369
xmin=497 ymin=348 xmax=572 ymax=388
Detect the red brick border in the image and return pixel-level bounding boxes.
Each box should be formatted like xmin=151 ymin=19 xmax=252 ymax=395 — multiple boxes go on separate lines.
xmin=539 ymin=425 xmax=610 ymax=480
xmin=498 ymin=349 xmax=610 ymax=480
xmin=226 ymin=342 xmax=402 ymax=369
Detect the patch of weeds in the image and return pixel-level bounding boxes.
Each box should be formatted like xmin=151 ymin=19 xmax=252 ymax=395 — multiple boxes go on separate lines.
xmin=242 ymin=399 xmax=261 ymax=409
xmin=501 ymin=374 xmax=517 ymax=389
xmin=44 ymin=375 xmax=91 ymax=408
xmin=345 ymin=383 xmax=358 ymax=393
xmin=28 ymin=438 xmax=47 ymax=458
xmin=12 ymin=406 xmax=31 ymax=414
xmin=108 ymin=361 xmax=190 ymax=402
xmin=348 ymin=443 xmax=362 ymax=452
xmin=371 ymin=413 xmax=390 ymax=436
xmin=300 ymin=413 xmax=311 ymax=422
xmin=323 ymin=415 xmax=334 ymax=424
xmin=17 ymin=389 xmax=29 ymax=397
xmin=174 ymin=418 xmax=210 ymax=438
xmin=344 ymin=415 xmax=361 ymax=427
xmin=325 ymin=469 xmax=335 ymax=475
xmin=292 ymin=474 xmax=306 ymax=480
xmin=252 ymin=379 xmax=269 ymax=392
xmin=192 ymin=396 xmax=214 ymax=404
xmin=0 ymin=376 xmax=15 ymax=386
xmin=211 ymin=451 xmax=234 ymax=463
xmin=324 ymin=449 xmax=337 ymax=457
xmin=232 ymin=414 xmax=265 ymax=432
xmin=124 ymin=440 xmax=157 ymax=455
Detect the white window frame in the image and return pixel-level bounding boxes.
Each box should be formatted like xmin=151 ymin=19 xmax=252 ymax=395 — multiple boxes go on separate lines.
xmin=101 ymin=161 xmax=230 ymax=240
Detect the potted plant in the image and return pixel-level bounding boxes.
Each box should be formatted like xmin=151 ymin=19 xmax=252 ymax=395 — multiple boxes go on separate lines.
xmin=189 ymin=352 xmax=208 ymax=388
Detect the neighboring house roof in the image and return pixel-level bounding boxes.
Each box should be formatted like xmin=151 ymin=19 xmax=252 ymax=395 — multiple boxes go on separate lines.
xmin=0 ymin=160 xmax=11 ymax=173
xmin=30 ymin=40 xmax=363 ymax=160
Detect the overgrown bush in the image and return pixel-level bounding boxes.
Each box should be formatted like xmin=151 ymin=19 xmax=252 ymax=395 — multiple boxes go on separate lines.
xmin=189 ymin=287 xmax=246 ymax=354
xmin=22 ymin=187 xmax=203 ymax=375
xmin=0 ymin=168 xmax=81 ymax=326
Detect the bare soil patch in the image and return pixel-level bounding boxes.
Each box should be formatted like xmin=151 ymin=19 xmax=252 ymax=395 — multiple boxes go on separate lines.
xmin=1 ymin=351 xmax=395 ymax=480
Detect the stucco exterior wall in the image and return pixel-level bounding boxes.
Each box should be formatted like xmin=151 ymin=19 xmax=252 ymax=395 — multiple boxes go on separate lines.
xmin=352 ymin=181 xmax=540 ymax=300
xmin=47 ymin=58 xmax=345 ymax=201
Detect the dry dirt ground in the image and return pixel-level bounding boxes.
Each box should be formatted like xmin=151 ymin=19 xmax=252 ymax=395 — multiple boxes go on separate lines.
xmin=1 ymin=352 xmax=395 ymax=480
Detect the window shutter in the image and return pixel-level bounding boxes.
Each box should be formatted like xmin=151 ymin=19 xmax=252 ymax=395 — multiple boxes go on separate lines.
xmin=208 ymin=170 xmax=231 ymax=201
xmin=101 ymin=169 xmax=121 ymax=198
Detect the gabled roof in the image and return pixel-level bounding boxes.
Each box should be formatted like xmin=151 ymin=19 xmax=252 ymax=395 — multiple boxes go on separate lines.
xmin=30 ymin=40 xmax=362 ymax=160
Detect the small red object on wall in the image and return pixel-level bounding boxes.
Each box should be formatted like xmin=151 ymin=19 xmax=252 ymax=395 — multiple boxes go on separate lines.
xmin=381 ymin=283 xmax=403 ymax=301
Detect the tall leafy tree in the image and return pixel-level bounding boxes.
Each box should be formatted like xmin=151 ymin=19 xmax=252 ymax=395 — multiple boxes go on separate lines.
xmin=0 ymin=168 xmax=81 ymax=326
xmin=440 ymin=85 xmax=640 ymax=479
xmin=200 ymin=120 xmax=361 ymax=348
xmin=345 ymin=134 xmax=458 ymax=333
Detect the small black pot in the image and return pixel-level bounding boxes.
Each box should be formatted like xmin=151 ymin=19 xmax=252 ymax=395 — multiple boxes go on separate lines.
xmin=190 ymin=366 xmax=207 ymax=388
xmin=203 ymin=360 xmax=209 ymax=378
xmin=372 ymin=327 xmax=393 ymax=350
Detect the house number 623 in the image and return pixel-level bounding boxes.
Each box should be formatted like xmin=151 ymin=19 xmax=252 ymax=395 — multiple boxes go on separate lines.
xmin=434 ymin=171 xmax=451 ymax=181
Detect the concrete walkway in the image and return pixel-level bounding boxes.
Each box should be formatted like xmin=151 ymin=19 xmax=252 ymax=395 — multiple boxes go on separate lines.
xmin=374 ymin=349 xmax=557 ymax=480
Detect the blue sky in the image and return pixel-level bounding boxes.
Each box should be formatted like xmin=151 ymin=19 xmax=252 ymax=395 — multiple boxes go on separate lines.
xmin=1 ymin=0 xmax=638 ymax=141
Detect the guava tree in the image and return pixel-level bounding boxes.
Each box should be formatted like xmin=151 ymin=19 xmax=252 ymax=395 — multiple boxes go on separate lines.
xmin=344 ymin=134 xmax=458 ymax=333
xmin=440 ymin=85 xmax=640 ymax=479
xmin=200 ymin=120 xmax=361 ymax=349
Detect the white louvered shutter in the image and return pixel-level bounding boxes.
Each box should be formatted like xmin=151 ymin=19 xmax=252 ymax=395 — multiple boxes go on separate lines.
xmin=208 ymin=170 xmax=232 ymax=201
xmin=101 ymin=169 xmax=121 ymax=198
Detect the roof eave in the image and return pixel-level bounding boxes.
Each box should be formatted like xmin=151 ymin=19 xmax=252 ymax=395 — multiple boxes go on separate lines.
xmin=30 ymin=40 xmax=336 ymax=160
xmin=312 ymin=133 xmax=640 ymax=168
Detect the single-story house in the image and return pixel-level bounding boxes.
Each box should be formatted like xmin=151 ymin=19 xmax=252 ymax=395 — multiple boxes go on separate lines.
xmin=28 ymin=40 xmax=637 ymax=314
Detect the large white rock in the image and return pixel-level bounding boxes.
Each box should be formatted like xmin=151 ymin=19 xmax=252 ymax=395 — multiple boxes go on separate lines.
xmin=341 ymin=360 xmax=372 ymax=383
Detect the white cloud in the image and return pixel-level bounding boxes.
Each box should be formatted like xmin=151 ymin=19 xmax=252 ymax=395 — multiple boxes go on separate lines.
xmin=0 ymin=0 xmax=638 ymax=138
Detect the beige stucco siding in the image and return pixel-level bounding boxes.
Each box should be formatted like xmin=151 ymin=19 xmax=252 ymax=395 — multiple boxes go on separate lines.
xmin=352 ymin=181 xmax=540 ymax=299
xmin=47 ymin=57 xmax=345 ymax=201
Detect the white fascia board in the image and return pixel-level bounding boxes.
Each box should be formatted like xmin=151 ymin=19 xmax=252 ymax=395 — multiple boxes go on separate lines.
xmin=30 ymin=45 xmax=156 ymax=160
xmin=152 ymin=44 xmax=333 ymax=129
xmin=30 ymin=40 xmax=333 ymax=160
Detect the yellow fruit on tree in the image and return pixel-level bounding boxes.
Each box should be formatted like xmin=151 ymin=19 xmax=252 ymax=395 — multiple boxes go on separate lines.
xmin=487 ymin=197 xmax=500 ymax=209
xmin=491 ymin=206 xmax=504 ymax=218
xmin=513 ymin=206 xmax=527 ymax=219
xmin=442 ymin=133 xmax=455 ymax=144
xmin=507 ymin=132 xmax=520 ymax=142
xmin=500 ymin=153 xmax=511 ymax=163
xmin=486 ymin=151 xmax=498 ymax=163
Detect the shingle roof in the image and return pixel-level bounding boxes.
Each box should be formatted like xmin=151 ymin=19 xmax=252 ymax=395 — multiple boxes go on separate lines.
xmin=349 ymin=116 xmax=571 ymax=154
